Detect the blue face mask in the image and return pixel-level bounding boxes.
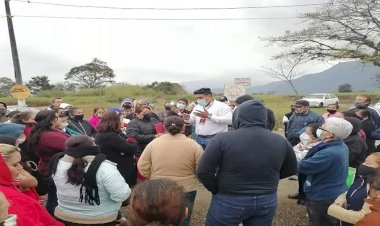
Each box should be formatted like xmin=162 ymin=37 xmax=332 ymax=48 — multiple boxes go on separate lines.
xmin=197 ymin=99 xmax=208 ymax=107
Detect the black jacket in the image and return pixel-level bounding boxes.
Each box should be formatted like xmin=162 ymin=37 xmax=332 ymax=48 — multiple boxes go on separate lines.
xmin=68 ymin=119 xmax=97 ymax=137
xmin=344 ymin=117 xmax=368 ymax=168
xmin=197 ymin=100 xmax=297 ymax=195
xmin=345 ymin=111 xmax=376 ymax=154
xmin=95 ymin=131 xmax=139 ymax=187
xmin=126 ymin=118 xmax=159 ymax=156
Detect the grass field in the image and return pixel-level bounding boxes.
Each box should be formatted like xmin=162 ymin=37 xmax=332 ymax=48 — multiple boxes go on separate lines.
xmin=1 ymin=85 xmax=379 ymax=130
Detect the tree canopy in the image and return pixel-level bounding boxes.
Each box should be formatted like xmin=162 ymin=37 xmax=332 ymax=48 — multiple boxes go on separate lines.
xmin=264 ymin=0 xmax=380 ymax=65
xmin=0 ymin=77 xmax=15 ymax=97
xmin=26 ymin=75 xmax=55 ymax=94
xmin=65 ymin=58 xmax=116 ymax=88
xmin=338 ymin=83 xmax=353 ymax=92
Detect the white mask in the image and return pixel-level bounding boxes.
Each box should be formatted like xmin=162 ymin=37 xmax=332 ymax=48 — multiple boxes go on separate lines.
xmin=299 ymin=132 xmax=312 ymax=145
xmin=176 ymin=103 xmax=186 ymax=110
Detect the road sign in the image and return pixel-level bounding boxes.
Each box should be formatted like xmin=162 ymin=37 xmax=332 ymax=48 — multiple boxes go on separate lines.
xmin=10 ymin=84 xmax=30 ymax=100
xmin=224 ymin=84 xmax=245 ymax=101
xmin=234 ymin=77 xmax=251 ymax=87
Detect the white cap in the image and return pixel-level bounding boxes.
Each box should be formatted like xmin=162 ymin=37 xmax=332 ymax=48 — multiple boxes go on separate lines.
xmin=59 ymin=103 xmax=72 ymax=109
xmin=324 ymin=117 xmax=353 ymax=140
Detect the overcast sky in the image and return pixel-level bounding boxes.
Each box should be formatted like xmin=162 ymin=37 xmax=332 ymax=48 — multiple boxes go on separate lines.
xmin=0 ymin=0 xmax=338 ymax=86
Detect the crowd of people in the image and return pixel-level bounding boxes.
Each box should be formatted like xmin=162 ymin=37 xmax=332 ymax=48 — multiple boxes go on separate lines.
xmin=0 ymin=90 xmax=380 ymax=226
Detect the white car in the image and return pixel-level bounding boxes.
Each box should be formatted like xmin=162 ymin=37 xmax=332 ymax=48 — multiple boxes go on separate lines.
xmin=301 ymin=93 xmax=339 ymax=108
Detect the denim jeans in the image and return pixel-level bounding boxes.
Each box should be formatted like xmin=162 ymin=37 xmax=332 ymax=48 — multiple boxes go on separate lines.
xmin=182 ymin=191 xmax=197 ymax=226
xmin=195 ymin=136 xmax=211 ymax=150
xmin=46 ymin=177 xmax=58 ymax=216
xmin=306 ymin=199 xmax=338 ymax=226
xmin=205 ymin=193 xmax=277 ymax=226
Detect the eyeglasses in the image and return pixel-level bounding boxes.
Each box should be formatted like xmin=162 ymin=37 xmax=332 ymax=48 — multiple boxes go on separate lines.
xmin=319 ymin=127 xmax=334 ymax=134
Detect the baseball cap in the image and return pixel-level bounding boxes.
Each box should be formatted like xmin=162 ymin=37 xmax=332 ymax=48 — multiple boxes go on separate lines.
xmin=295 ymin=100 xmax=310 ymax=107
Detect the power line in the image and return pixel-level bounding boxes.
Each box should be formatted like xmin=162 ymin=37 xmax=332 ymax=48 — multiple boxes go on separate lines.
xmin=8 ymin=15 xmax=298 ymax=20
xmin=13 ymin=0 xmax=328 ymax=11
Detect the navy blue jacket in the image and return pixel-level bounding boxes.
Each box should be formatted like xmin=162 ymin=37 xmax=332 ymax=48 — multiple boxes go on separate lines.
xmin=197 ymin=100 xmax=297 ymax=195
xmin=287 ymin=111 xmax=324 ymax=139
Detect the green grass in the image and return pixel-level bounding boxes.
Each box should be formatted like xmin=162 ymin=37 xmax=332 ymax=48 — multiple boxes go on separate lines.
xmin=1 ymin=86 xmax=378 ymax=130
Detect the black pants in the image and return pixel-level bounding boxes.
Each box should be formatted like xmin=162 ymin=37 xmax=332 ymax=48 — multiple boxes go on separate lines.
xmin=306 ymin=199 xmax=338 ymax=226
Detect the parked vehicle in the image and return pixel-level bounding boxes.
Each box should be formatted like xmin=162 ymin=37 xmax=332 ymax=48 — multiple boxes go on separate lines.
xmin=301 ymin=93 xmax=339 ymax=108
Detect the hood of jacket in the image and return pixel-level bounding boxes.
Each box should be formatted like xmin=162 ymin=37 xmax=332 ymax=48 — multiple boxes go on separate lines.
xmin=233 ymin=100 xmax=267 ymax=129
xmin=344 ymin=116 xmax=362 ymax=135
xmin=0 ymin=155 xmax=13 ymax=187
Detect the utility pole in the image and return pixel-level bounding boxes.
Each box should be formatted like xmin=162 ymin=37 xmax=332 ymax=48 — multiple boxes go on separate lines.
xmin=4 ymin=0 xmax=23 ymax=84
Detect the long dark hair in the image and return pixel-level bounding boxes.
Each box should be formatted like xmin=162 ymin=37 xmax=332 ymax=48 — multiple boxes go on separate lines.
xmin=97 ymin=111 xmax=120 ymax=132
xmin=65 ymin=136 xmax=94 ymax=185
xmin=28 ymin=110 xmax=57 ymax=152
xmin=124 ymin=179 xmax=186 ymax=226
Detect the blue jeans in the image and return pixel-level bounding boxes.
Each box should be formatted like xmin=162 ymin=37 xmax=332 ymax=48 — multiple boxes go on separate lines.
xmin=205 ymin=193 xmax=277 ymax=226
xmin=195 ymin=136 xmax=210 ymax=150
xmin=182 ymin=191 xmax=197 ymax=226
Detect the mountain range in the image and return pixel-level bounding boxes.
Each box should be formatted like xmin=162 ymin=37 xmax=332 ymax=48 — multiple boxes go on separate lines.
xmin=181 ymin=61 xmax=379 ymax=95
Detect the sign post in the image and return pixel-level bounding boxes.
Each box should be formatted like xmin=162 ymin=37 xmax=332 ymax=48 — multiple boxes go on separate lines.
xmin=234 ymin=77 xmax=251 ymax=87
xmin=223 ymin=84 xmax=245 ymax=101
xmin=10 ymin=84 xmax=30 ymax=107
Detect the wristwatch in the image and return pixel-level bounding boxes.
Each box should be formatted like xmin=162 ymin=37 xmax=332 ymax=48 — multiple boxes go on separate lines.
xmin=207 ymin=113 xmax=212 ymax=119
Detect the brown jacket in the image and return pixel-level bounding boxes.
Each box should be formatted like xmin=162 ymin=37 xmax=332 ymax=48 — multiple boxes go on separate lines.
xmin=138 ymin=133 xmax=203 ymax=192
xmin=355 ymin=199 xmax=380 ymax=226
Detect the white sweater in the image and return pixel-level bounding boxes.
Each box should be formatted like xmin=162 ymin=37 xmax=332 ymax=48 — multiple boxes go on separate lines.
xmin=53 ymin=155 xmax=131 ymax=224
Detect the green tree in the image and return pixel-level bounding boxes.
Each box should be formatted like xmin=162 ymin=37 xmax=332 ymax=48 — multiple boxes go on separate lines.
xmin=338 ymin=83 xmax=353 ymax=93
xmin=65 ymin=58 xmax=116 ymax=88
xmin=264 ymin=0 xmax=380 ymax=65
xmin=26 ymin=75 xmax=55 ymax=94
xmin=145 ymin=81 xmax=185 ymax=95
xmin=0 ymin=77 xmax=15 ymax=97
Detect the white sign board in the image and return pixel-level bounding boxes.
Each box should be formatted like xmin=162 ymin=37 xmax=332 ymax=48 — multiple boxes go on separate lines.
xmin=224 ymin=85 xmax=246 ymax=101
xmin=234 ymin=77 xmax=251 ymax=87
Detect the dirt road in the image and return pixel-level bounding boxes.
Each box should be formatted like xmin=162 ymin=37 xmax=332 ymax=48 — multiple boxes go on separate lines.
xmin=189 ymin=179 xmax=308 ymax=226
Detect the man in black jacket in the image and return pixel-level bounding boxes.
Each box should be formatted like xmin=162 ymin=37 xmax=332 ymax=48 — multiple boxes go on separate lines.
xmin=197 ymin=100 xmax=297 ymax=226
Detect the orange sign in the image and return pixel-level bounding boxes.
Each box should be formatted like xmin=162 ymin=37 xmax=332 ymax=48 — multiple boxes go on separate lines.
xmin=10 ymin=84 xmax=31 ymax=99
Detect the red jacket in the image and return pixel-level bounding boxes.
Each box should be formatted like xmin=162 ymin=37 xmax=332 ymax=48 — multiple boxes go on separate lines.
xmin=34 ymin=129 xmax=69 ymax=176
xmin=355 ymin=198 xmax=380 ymax=226
xmin=0 ymin=155 xmax=64 ymax=226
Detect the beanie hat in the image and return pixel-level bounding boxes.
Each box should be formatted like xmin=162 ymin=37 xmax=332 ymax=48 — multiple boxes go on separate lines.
xmin=324 ymin=117 xmax=353 ymax=140
xmin=0 ymin=123 xmax=25 ymax=139
xmin=108 ymin=106 xmax=122 ymax=114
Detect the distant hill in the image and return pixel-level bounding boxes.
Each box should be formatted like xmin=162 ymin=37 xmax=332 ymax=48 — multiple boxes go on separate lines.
xmin=249 ymin=61 xmax=379 ymax=94
xmin=180 ymin=61 xmax=379 ymax=95
xmin=180 ymin=77 xmax=268 ymax=94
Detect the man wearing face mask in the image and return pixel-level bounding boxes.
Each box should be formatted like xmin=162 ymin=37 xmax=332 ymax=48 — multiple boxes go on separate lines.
xmin=187 ymin=88 xmax=232 ymax=149
xmin=166 ymin=98 xmax=192 ymax=136
xmin=0 ymin=102 xmax=8 ymax=123
xmin=349 ymin=95 xmax=380 ymax=129
xmin=157 ymin=102 xmax=173 ymax=122
xmin=67 ymin=107 xmax=96 ymax=137
xmin=299 ymin=117 xmax=353 ymax=226
xmin=287 ymin=100 xmax=324 ymax=146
